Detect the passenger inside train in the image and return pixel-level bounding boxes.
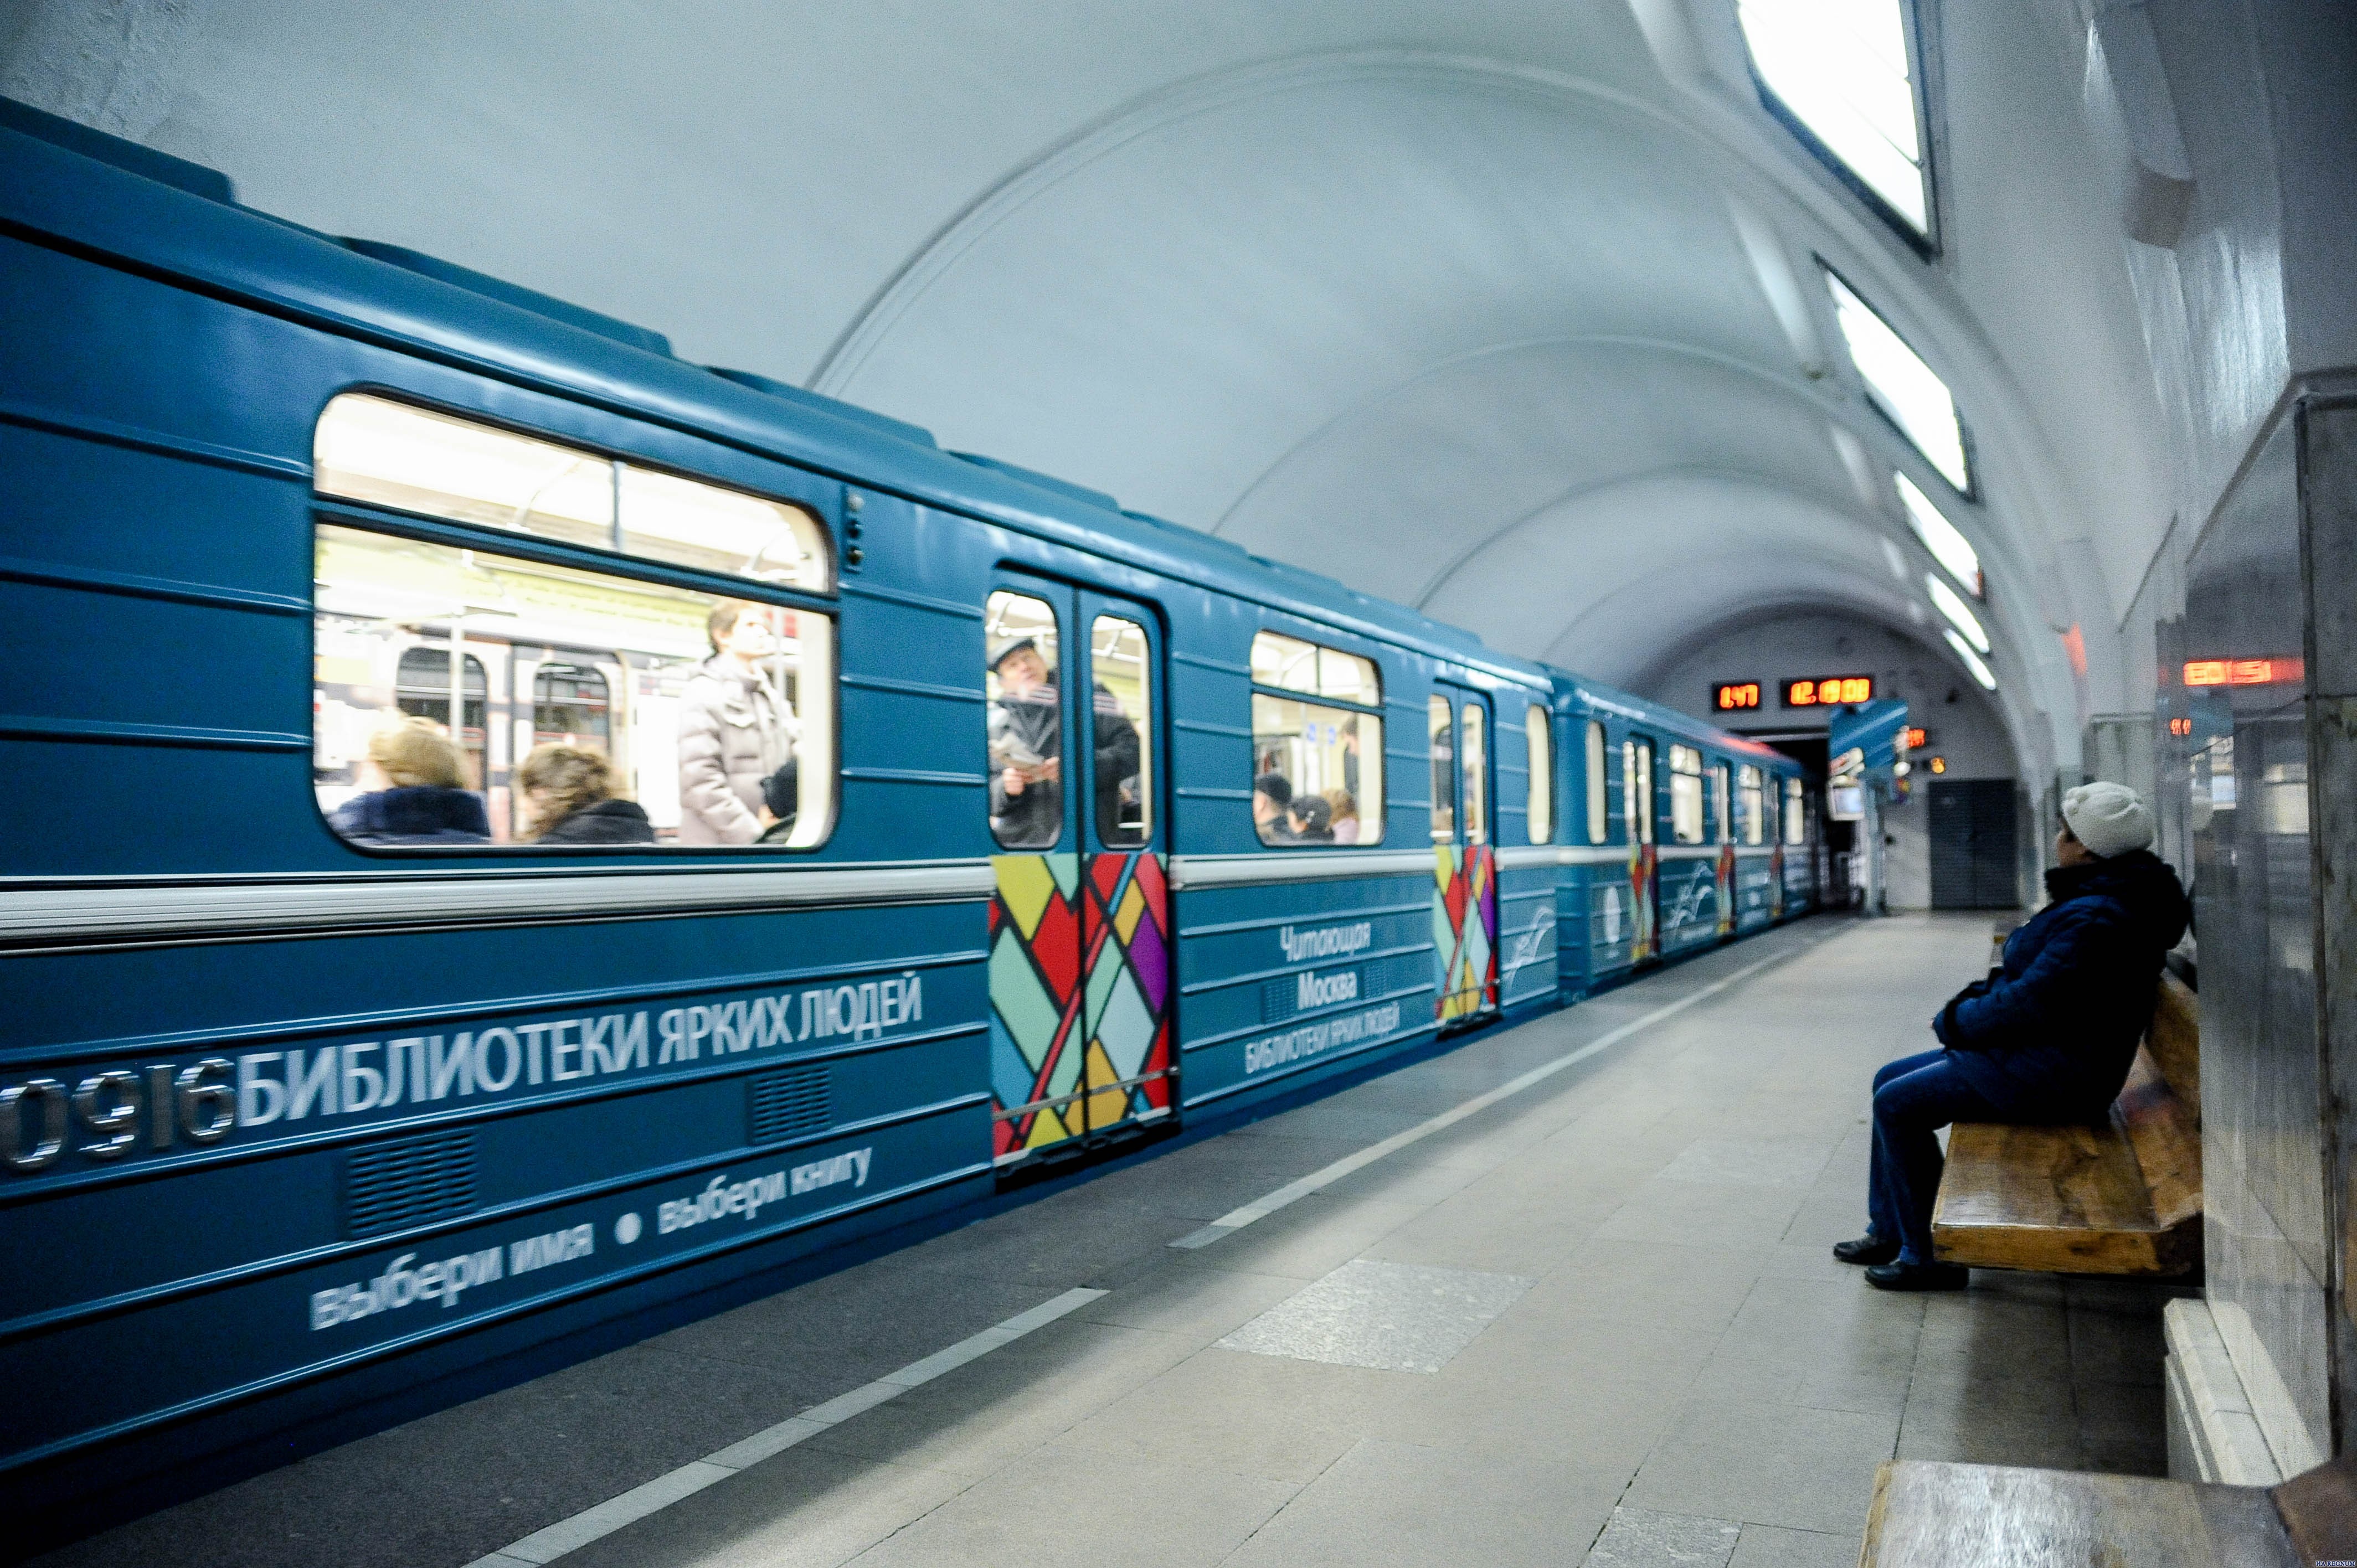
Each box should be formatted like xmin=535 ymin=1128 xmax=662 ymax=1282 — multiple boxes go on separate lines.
xmin=517 ymin=744 xmax=657 ymax=845
xmin=985 ymin=611 xmax=1063 ymax=849
xmin=323 ymin=718 xmax=491 ymax=845
xmin=676 ymin=600 xmax=799 ymax=845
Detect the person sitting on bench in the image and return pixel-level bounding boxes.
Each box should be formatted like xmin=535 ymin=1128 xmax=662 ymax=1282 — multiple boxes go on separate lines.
xmin=1836 ymin=781 xmax=2190 ymax=1291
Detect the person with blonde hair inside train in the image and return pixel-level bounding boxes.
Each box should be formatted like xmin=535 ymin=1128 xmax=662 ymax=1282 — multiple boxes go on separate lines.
xmin=519 ymin=744 xmax=656 ymax=845
xmin=327 ymin=716 xmax=491 ymax=846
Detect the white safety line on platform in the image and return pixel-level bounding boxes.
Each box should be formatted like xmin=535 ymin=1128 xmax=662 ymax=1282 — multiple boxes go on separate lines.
xmin=1169 ymin=930 xmax=1838 ymax=1250
xmin=462 ymin=1286 xmax=1108 ymax=1567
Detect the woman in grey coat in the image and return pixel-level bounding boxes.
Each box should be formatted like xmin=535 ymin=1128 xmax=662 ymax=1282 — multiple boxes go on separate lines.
xmin=677 ymin=599 xmax=798 ymax=845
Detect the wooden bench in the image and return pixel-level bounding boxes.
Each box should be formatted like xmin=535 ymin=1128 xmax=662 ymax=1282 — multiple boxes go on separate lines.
xmin=1859 ymin=1448 xmax=2356 ymax=1566
xmin=1931 ymin=972 xmax=2200 ymax=1276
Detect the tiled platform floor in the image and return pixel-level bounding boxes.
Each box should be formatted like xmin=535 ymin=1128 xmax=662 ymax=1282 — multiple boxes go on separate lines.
xmin=38 ymin=915 xmax=2182 ymax=1568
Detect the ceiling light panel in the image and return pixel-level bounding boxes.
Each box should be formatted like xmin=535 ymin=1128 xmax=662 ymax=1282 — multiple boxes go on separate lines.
xmin=1895 ymin=472 xmax=1981 ymax=595
xmin=1737 ymin=0 xmax=1932 ymax=238
xmin=1825 ymin=269 xmax=1971 ymax=493
xmin=1926 ymin=572 xmax=1989 ymax=652
xmin=1944 ymin=627 xmax=1997 ymax=689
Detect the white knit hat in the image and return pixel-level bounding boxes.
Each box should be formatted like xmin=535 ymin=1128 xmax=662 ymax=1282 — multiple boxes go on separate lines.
xmin=2062 ymin=781 xmax=2154 ymax=859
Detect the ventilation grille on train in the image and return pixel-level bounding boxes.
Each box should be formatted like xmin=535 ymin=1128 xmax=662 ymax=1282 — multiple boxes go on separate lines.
xmin=749 ymin=1064 xmax=832 ymax=1144
xmin=345 ymin=1131 xmax=477 ymax=1239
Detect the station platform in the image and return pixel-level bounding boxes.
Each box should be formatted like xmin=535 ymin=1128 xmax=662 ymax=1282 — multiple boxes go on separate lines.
xmin=34 ymin=915 xmax=2179 ymax=1568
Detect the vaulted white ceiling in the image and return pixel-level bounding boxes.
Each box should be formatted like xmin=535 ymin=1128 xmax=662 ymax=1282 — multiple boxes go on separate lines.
xmin=5 ymin=0 xmax=2183 ymax=779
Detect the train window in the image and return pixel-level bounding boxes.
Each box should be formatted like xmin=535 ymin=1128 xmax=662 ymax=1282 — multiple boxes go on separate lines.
xmin=1713 ymin=762 xmax=1731 ymax=843
xmin=1624 ymin=740 xmax=1654 ymax=846
xmin=533 ymin=663 xmax=611 ymax=752
xmin=1739 ymin=765 xmax=1767 ymax=845
xmin=1428 ymin=697 xmax=1455 ymax=842
xmin=1525 ymin=707 xmax=1553 ymax=844
xmin=1460 ymin=703 xmax=1488 ymax=845
xmin=314 ymin=525 xmax=835 ymax=849
xmin=1090 ymin=616 xmax=1152 ymax=847
xmin=1586 ymin=721 xmax=1608 ymax=844
xmin=315 ymin=394 xmax=833 ymax=591
xmin=1250 ymin=631 xmax=1381 ymax=706
xmin=986 ymin=592 xmax=1063 ymax=850
xmin=1784 ymin=776 xmax=1807 ymax=844
xmin=1667 ymin=744 xmax=1704 ymax=844
xmin=1248 ymin=629 xmax=1383 ymax=848
xmin=393 ymin=647 xmax=488 ymax=789
xmin=1253 ymin=697 xmax=1381 ymax=845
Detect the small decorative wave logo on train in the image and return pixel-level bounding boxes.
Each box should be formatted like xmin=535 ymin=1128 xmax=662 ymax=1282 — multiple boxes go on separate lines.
xmin=1499 ymin=905 xmax=1556 ymax=991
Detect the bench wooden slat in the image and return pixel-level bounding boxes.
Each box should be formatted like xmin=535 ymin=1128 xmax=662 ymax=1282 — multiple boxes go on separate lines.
xmin=2118 ymin=1044 xmax=2202 ymax=1231
xmin=1861 ymin=1461 xmax=2299 ymax=1567
xmin=2146 ymin=971 xmax=2199 ymax=1103
xmin=1933 ymin=1118 xmax=2181 ymax=1273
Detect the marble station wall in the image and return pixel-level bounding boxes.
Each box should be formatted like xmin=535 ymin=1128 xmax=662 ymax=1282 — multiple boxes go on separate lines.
xmin=2181 ymin=398 xmax=2339 ymax=1471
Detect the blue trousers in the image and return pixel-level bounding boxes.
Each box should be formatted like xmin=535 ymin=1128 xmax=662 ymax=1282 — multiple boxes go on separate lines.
xmin=1867 ymin=1048 xmax=2004 ymax=1266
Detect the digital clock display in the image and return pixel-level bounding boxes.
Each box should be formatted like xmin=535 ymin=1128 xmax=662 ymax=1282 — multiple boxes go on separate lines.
xmin=1713 ymin=682 xmax=1762 ymax=711
xmin=1783 ymin=675 xmax=1873 ymax=708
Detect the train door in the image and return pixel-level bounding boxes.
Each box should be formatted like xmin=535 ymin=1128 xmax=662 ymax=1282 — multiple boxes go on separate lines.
xmin=1431 ymin=687 xmax=1500 ymax=1024
xmin=1624 ymin=734 xmax=1659 ymax=963
xmin=1713 ymin=759 xmax=1737 ymax=937
xmin=984 ymin=577 xmax=1172 ymax=1167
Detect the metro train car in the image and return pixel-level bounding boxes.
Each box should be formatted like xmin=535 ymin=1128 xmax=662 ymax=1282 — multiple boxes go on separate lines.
xmin=0 ymin=100 xmax=1809 ymax=1525
xmin=1552 ymin=680 xmax=1817 ymax=999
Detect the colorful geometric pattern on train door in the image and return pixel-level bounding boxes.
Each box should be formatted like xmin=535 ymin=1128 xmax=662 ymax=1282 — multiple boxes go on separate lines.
xmin=1079 ymin=850 xmax=1173 ymax=1132
xmin=1434 ymin=844 xmax=1499 ymax=1022
xmin=1717 ymin=842 xmax=1737 ymax=936
xmin=988 ymin=853 xmax=1087 ymax=1162
xmin=1627 ymin=842 xmax=1658 ymax=963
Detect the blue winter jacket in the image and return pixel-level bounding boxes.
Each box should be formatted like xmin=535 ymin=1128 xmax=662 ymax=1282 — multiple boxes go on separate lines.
xmin=328 ymin=786 xmax=491 ymax=845
xmin=1933 ymin=849 xmax=2189 ymax=1118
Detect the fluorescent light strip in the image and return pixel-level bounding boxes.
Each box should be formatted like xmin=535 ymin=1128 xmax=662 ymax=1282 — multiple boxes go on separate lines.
xmin=1826 ymin=270 xmax=1970 ymax=492
xmin=1926 ymin=572 xmax=1989 ymax=653
xmin=1944 ymin=627 xmax=1997 ymax=689
xmin=1895 ymin=472 xmax=1981 ymax=595
xmin=1738 ymin=0 xmax=1929 ymax=234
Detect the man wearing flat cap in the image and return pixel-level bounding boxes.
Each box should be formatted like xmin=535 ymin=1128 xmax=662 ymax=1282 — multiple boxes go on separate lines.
xmin=988 ymin=636 xmax=1063 ymax=848
xmin=1835 ymin=781 xmax=2190 ymax=1291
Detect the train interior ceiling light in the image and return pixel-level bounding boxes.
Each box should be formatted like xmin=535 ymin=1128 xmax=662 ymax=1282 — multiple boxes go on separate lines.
xmin=1924 ymin=572 xmax=1988 ymax=654
xmin=1736 ymin=0 xmax=1933 ymax=241
xmin=1824 ymin=268 xmax=1972 ymax=494
xmin=1895 ymin=473 xmax=1981 ymax=597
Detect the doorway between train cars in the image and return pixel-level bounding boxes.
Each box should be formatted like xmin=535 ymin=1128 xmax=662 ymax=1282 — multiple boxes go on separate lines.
xmin=982 ymin=572 xmax=1174 ymax=1169
xmin=1623 ymin=731 xmax=1661 ymax=965
xmin=1430 ymin=684 xmax=1500 ymax=1027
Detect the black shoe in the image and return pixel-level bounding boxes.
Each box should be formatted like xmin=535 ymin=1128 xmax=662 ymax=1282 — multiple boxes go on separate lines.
xmin=1864 ymin=1260 xmax=1969 ymax=1292
xmin=1833 ymin=1233 xmax=1900 ymax=1266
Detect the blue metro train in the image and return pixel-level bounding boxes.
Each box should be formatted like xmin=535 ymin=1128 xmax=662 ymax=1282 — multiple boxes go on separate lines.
xmin=0 ymin=100 xmax=1815 ymax=1525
